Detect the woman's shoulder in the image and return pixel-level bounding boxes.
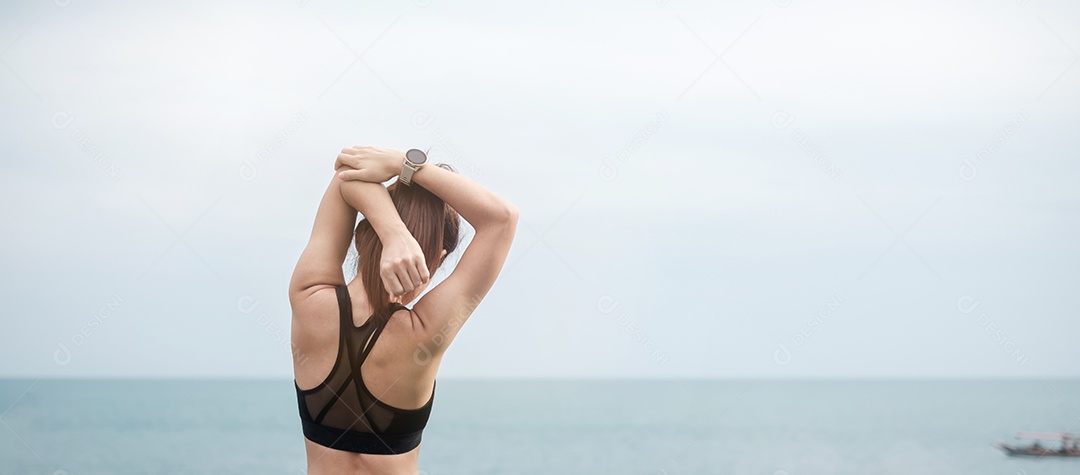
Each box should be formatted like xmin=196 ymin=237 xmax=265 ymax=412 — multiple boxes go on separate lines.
xmin=380 ymin=305 xmax=431 ymax=349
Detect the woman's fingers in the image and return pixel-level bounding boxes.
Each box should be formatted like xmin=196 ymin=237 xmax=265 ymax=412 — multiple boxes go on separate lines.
xmin=384 ymin=263 xmax=424 ymax=298
xmin=335 ymin=153 xmax=355 ymax=171
xmin=382 ymin=269 xmax=405 ymax=296
xmin=337 ymin=147 xmax=377 ymax=170
xmin=404 ymin=261 xmax=424 ymax=289
xmin=385 ymin=260 xmax=427 ymax=300
xmin=377 ymin=233 xmax=429 ymax=300
xmin=338 ymin=169 xmax=371 ymax=181
xmin=414 ymin=259 xmax=430 ymax=284
xmin=396 ymin=268 xmax=417 ymax=294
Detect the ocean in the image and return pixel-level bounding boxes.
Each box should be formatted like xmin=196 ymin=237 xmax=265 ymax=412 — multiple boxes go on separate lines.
xmin=1 ymin=379 xmax=1077 ymax=474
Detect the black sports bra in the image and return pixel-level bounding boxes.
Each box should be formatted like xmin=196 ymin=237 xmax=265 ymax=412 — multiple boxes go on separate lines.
xmin=295 ymin=285 xmax=435 ymax=454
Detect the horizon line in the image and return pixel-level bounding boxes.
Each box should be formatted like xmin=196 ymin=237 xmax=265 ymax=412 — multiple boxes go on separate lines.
xmin=1 ymin=375 xmax=1078 ymax=382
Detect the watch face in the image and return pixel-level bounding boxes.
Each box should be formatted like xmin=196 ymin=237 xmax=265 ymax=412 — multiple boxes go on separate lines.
xmin=406 ymin=149 xmax=427 ymax=165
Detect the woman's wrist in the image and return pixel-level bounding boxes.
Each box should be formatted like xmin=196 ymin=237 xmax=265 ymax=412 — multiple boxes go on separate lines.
xmin=408 ymin=157 xmax=438 ymax=187
xmin=376 ymin=221 xmax=411 ymax=242
xmin=384 ymin=149 xmax=406 ymax=178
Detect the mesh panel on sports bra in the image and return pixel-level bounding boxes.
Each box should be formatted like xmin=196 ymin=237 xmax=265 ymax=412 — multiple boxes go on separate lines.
xmin=295 ymin=285 xmax=435 ymax=454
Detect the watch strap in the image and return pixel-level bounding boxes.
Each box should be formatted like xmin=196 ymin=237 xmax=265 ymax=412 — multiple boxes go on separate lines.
xmin=400 ymin=161 xmax=419 ymax=185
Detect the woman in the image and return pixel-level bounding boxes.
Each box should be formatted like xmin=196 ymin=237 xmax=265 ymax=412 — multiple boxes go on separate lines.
xmin=288 ymin=145 xmax=518 ymax=474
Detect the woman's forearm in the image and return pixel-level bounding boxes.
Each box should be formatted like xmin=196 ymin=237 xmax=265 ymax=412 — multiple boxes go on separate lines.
xmin=410 ymin=164 xmax=518 ymax=229
xmin=339 ymin=169 xmax=432 ymax=293
xmin=333 ymin=145 xmax=517 ymax=230
xmin=339 ymin=179 xmax=411 ymax=241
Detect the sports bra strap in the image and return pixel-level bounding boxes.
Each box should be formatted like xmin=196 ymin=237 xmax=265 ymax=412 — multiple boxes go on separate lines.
xmin=360 ymin=301 xmax=408 ymax=358
xmin=335 ymin=285 xmax=352 ymax=332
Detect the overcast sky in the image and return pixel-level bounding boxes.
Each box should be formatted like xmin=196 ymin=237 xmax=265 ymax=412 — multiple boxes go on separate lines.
xmin=1 ymin=0 xmax=1078 ymax=379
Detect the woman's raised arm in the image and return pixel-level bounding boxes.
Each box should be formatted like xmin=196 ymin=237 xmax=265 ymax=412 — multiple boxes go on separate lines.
xmin=338 ymin=179 xmax=430 ymax=297
xmin=289 ymin=148 xmax=428 ymax=308
xmin=288 ymin=173 xmax=356 ymax=304
xmin=336 ymin=146 xmax=518 ymax=361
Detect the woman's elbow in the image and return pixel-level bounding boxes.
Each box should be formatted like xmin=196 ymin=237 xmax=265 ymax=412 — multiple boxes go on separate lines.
xmin=503 ymin=203 xmax=520 ymax=224
xmin=479 ymin=203 xmax=518 ymax=233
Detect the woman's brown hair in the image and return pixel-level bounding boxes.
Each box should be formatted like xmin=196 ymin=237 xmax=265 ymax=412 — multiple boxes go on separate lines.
xmin=353 ymin=163 xmax=461 ymax=319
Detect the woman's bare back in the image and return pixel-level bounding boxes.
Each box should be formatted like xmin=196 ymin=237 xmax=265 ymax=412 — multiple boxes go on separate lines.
xmin=293 ymin=285 xmax=440 ymax=474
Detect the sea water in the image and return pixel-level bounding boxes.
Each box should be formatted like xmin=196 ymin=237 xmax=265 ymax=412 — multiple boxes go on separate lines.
xmin=1 ymin=379 xmax=1077 ymax=474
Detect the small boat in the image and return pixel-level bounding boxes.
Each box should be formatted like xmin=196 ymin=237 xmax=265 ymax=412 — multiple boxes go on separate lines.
xmin=995 ymin=431 xmax=1080 ymax=457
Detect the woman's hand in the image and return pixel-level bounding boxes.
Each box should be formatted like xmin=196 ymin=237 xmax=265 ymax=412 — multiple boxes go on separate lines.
xmin=378 ymin=227 xmax=431 ymax=298
xmin=335 ymin=146 xmax=404 ymax=183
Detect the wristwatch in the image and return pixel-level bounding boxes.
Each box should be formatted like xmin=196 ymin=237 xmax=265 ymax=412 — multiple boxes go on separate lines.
xmin=399 ymin=149 xmax=427 ymax=186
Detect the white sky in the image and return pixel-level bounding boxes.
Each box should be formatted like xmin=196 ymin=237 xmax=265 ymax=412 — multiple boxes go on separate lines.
xmin=1 ymin=0 xmax=1078 ymax=378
